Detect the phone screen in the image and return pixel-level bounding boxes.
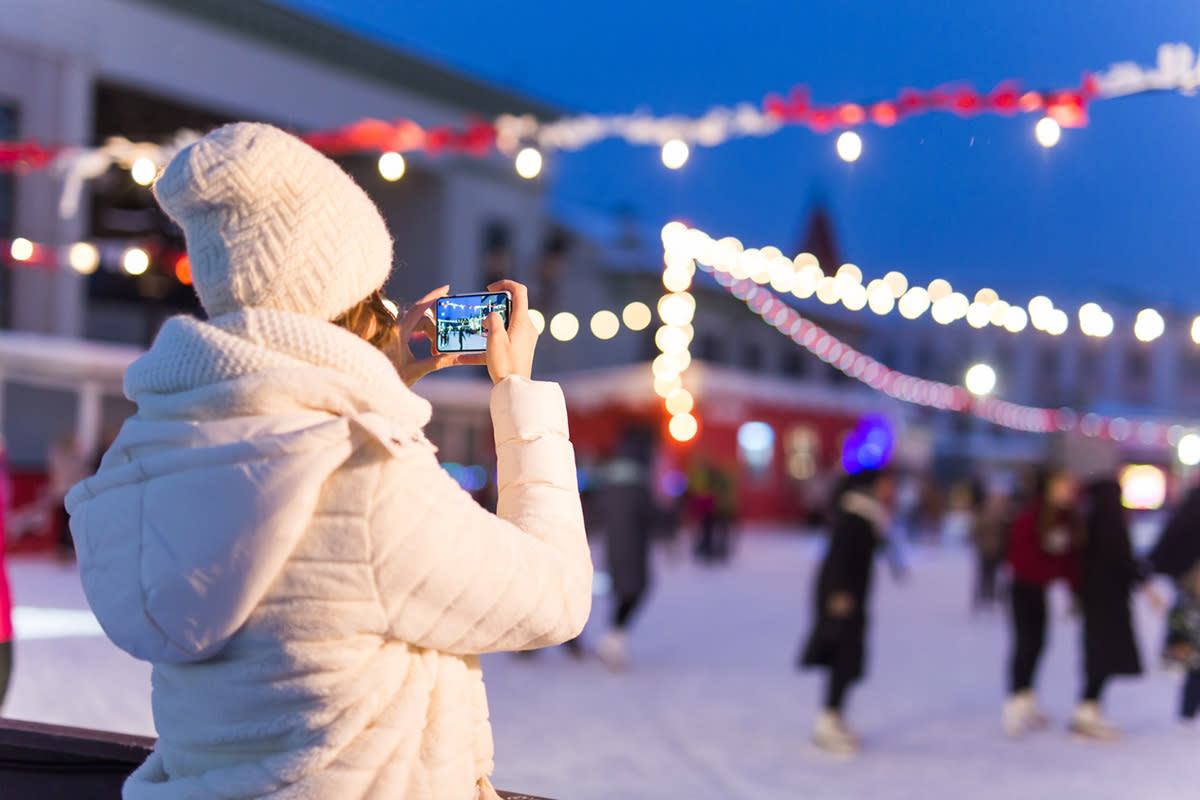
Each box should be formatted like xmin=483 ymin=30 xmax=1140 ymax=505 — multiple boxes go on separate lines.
xmin=434 ymin=292 xmax=511 ymax=353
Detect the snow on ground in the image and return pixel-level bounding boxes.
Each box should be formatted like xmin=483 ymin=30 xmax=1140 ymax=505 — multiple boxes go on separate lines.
xmin=4 ymin=531 xmax=1199 ymax=800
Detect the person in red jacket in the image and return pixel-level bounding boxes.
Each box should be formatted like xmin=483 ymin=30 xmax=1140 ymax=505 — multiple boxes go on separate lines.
xmin=1003 ymin=468 xmax=1082 ymax=737
xmin=0 ymin=438 xmax=13 ymax=710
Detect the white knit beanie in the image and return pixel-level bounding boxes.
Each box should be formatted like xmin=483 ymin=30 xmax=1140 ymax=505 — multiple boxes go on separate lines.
xmin=154 ymin=122 xmax=393 ymax=321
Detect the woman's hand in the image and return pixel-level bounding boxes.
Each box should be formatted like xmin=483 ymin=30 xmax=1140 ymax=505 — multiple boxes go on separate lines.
xmin=483 ymin=280 xmax=538 ymax=385
xmin=384 ymin=285 xmax=485 ymax=387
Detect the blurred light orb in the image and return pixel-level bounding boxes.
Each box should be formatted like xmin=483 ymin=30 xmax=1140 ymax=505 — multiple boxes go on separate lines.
xmin=68 ymin=242 xmax=100 ymax=274
xmin=1178 ymin=432 xmax=1200 ymax=466
xmin=9 ymin=237 xmax=33 ymax=262
xmin=528 ymin=308 xmax=546 ymax=334
xmin=122 ymin=246 xmax=149 ymax=276
xmin=836 ymin=131 xmax=863 ymax=162
xmin=130 ymin=157 xmax=157 ymax=186
xmin=622 ymin=301 xmax=652 ymax=331
xmin=515 ymin=147 xmax=543 ymax=179
xmin=377 ymin=151 xmax=406 ymax=181
xmin=1134 ymin=308 xmax=1165 ymax=342
xmin=1035 ymin=117 xmax=1061 ymax=148
xmin=381 ymin=297 xmax=399 ymax=317
xmin=665 ymin=388 xmax=694 ymax=416
xmin=668 ymin=412 xmax=698 ymax=442
xmin=1192 ymin=316 xmax=1200 ymax=345
xmin=549 ymin=311 xmax=579 ymax=341
xmin=661 ymin=138 xmax=689 ymax=169
xmin=590 ymin=310 xmax=620 ymax=340
xmin=965 ymin=363 xmax=997 ymax=396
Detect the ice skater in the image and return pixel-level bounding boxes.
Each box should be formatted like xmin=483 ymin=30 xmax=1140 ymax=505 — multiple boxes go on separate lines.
xmin=798 ymin=468 xmax=896 ymax=756
xmin=595 ymin=427 xmax=656 ymax=670
xmin=1163 ymin=564 xmax=1200 ymax=724
xmin=1003 ymin=469 xmax=1082 ymax=738
xmin=65 ymin=123 xmax=592 ymax=800
xmin=1072 ymin=478 xmax=1155 ymax=739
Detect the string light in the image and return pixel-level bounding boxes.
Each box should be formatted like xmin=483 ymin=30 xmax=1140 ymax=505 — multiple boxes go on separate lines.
xmin=965 ymin=363 xmax=997 ymax=396
xmin=1179 ymin=433 xmax=1200 ymax=466
xmin=549 ymin=311 xmax=579 ymax=341
xmin=121 ymin=247 xmax=149 ymax=276
xmin=9 ymin=237 xmax=33 ymax=262
xmin=377 ymin=151 xmax=406 ymax=181
xmin=661 ymin=138 xmax=689 ymax=169
xmin=668 ymin=412 xmax=698 ymax=442
xmin=173 ymin=254 xmax=192 ymax=285
xmin=1134 ymin=308 xmax=1165 ymax=342
xmin=68 ymin=242 xmax=99 ymax=274
xmin=130 ymin=157 xmax=157 ymax=186
xmin=528 ymin=308 xmax=546 ymax=334
xmin=836 ymin=131 xmax=863 ymax=162
xmin=1192 ymin=316 xmax=1200 ymax=345
xmin=665 ymin=388 xmax=694 ymax=415
xmin=622 ymin=301 xmax=652 ymax=331
xmin=1035 ymin=116 xmax=1062 ymax=147
xmin=515 ymin=147 xmax=542 ymax=179
xmin=590 ymin=309 xmax=620 ymax=340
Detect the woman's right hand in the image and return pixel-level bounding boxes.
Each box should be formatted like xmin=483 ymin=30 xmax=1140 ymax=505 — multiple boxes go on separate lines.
xmin=484 ymin=280 xmax=538 ymax=384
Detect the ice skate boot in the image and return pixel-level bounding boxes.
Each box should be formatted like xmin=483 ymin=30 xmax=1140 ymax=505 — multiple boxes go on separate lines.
xmin=1069 ymin=702 xmax=1119 ymax=741
xmin=812 ymin=710 xmax=859 ymax=757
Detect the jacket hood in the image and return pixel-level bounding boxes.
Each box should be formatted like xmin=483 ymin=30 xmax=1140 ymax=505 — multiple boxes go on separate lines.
xmin=66 ymin=309 xmax=430 ymax=664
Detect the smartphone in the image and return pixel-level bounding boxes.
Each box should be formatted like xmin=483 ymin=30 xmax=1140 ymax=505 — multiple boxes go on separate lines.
xmin=434 ymin=291 xmax=512 ymax=353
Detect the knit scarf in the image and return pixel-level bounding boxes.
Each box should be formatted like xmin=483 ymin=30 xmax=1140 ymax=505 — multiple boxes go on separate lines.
xmin=124 ymin=309 xmax=432 ymax=428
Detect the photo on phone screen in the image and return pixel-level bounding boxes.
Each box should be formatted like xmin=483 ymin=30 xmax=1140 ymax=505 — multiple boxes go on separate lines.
xmin=435 ymin=292 xmax=511 ymax=353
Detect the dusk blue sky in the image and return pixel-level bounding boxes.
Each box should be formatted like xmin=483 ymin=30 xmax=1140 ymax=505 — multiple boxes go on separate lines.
xmin=276 ymin=0 xmax=1200 ymax=309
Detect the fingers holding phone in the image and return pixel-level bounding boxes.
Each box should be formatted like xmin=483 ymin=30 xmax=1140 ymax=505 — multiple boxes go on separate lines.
xmin=485 ymin=280 xmax=537 ymax=384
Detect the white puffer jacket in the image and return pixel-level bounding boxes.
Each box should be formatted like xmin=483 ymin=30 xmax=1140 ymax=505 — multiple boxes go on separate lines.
xmin=65 ymin=308 xmax=592 ymax=800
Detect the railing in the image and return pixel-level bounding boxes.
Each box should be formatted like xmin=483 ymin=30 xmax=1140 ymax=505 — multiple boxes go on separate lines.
xmin=0 ymin=718 xmax=553 ymax=799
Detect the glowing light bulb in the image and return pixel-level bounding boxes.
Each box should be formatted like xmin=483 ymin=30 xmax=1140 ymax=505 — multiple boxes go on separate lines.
xmin=130 ymin=157 xmax=157 ymax=186
xmin=965 ymin=363 xmax=997 ymax=396
xmin=515 ymin=147 xmax=543 ymax=179
xmin=1179 ymin=432 xmax=1200 ymax=466
xmin=1035 ymin=117 xmax=1061 ymax=148
xmin=665 ymin=388 xmax=694 ymax=416
xmin=122 ymin=246 xmax=149 ymax=275
xmin=661 ymin=138 xmax=689 ymax=169
xmin=1134 ymin=308 xmax=1165 ymax=342
xmin=883 ymin=271 xmax=908 ymax=298
xmin=9 ymin=237 xmax=33 ymax=262
xmin=68 ymin=242 xmax=99 ymax=274
xmin=836 ymin=131 xmax=863 ymax=162
xmin=588 ymin=310 xmax=620 ymax=340
xmin=927 ymin=278 xmax=952 ymax=302
xmin=668 ymin=412 xmax=698 ymax=442
xmin=528 ymin=308 xmax=546 ymax=334
xmin=549 ymin=311 xmax=579 ymax=341
xmin=377 ymin=151 xmax=406 ymax=181
xmin=1192 ymin=316 xmax=1200 ymax=345
xmin=622 ymin=301 xmax=653 ymax=331
xmin=867 ymin=285 xmax=895 ymax=315
xmin=381 ymin=298 xmax=399 ymax=317
xmin=1004 ymin=306 xmax=1029 ymax=333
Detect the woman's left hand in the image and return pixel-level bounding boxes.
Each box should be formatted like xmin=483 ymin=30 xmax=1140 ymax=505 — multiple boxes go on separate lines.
xmin=384 ymin=285 xmax=486 ymax=387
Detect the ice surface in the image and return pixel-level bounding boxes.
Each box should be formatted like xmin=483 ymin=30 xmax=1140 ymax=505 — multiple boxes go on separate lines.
xmin=5 ymin=532 xmax=1197 ymax=799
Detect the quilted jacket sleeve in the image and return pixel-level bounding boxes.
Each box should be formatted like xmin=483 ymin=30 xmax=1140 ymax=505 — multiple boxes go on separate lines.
xmin=370 ymin=376 xmax=592 ymax=655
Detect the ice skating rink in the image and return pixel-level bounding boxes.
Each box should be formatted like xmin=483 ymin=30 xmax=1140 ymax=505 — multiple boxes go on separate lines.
xmin=5 ymin=532 xmax=1198 ymax=800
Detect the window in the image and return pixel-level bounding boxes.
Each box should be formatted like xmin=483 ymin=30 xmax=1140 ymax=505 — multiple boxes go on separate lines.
xmin=742 ymin=342 xmax=764 ymax=371
xmin=481 ymin=221 xmax=512 ymax=287
xmin=696 ymin=334 xmax=723 ymax=363
xmin=782 ymin=349 xmax=809 ymax=379
xmin=785 ymin=426 xmax=819 ymax=480
xmin=737 ymin=421 xmax=775 ymax=482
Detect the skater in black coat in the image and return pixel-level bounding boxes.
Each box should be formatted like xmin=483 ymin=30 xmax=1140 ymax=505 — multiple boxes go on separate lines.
xmin=799 ymin=468 xmax=896 ymax=755
xmin=1150 ymin=486 xmax=1200 ymax=581
xmin=1072 ymin=479 xmax=1148 ymax=739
